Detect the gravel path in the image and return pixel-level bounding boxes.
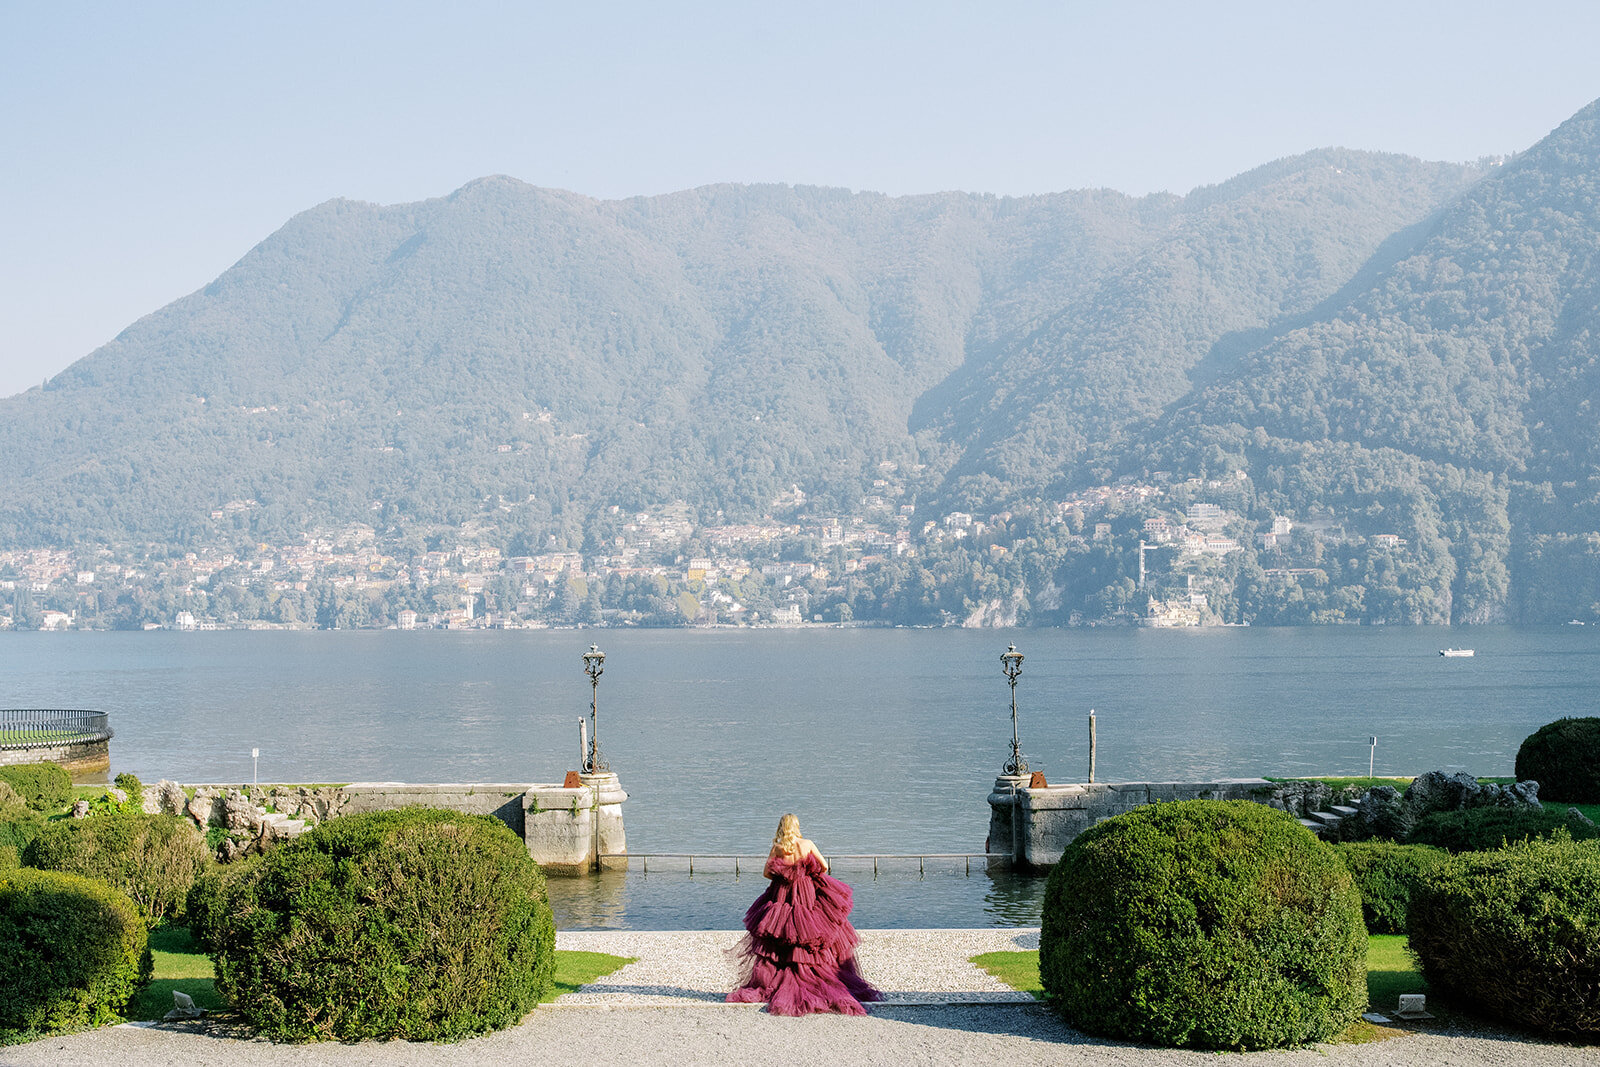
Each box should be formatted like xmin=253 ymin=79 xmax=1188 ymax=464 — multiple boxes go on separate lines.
xmin=554 ymin=928 xmax=1039 ymax=1004
xmin=5 ymin=929 xmax=1598 ymax=1067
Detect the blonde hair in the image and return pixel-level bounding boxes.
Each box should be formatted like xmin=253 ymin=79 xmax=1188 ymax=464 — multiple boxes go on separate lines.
xmin=772 ymin=813 xmax=801 ymax=856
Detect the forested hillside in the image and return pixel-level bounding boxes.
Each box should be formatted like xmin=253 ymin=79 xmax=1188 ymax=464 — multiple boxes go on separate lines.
xmin=1132 ymin=97 xmax=1600 ymax=623
xmin=6 ymin=98 xmax=1600 ymax=627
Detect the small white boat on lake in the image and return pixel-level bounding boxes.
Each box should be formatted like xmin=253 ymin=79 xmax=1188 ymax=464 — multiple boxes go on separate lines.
xmin=1439 ymin=648 xmax=1475 ymax=657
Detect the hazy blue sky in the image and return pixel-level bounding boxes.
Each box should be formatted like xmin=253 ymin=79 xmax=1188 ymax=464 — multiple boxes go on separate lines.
xmin=3 ymin=2 xmax=1598 ymax=398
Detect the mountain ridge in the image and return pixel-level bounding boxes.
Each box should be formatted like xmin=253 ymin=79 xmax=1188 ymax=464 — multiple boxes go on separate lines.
xmin=6 ymin=102 xmax=1600 ymax=625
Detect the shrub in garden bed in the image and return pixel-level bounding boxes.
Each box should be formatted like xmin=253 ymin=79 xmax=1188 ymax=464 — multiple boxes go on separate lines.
xmin=212 ymin=807 xmax=555 ymax=1042
xmin=0 ymin=868 xmax=151 ymax=1041
xmin=1331 ymin=840 xmax=1447 ymax=934
xmin=23 ymin=807 xmax=208 ymax=925
xmin=1515 ymin=717 xmax=1600 ymax=803
xmin=185 ymin=853 xmax=261 ymax=952
xmin=0 ymin=761 xmax=72 ymax=812
xmin=1039 ymin=799 xmax=1366 ymax=1050
xmin=1409 ymin=834 xmax=1600 ymax=1036
xmin=1405 ymin=805 xmax=1599 ymax=853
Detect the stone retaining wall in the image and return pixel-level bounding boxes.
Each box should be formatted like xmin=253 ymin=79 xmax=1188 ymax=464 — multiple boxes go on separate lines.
xmin=145 ymin=777 xmax=626 ymax=874
xmin=987 ymin=777 xmax=1276 ymax=868
xmin=0 ymin=737 xmax=109 ymax=775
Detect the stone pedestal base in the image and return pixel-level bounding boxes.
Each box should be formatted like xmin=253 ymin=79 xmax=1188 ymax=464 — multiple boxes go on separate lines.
xmin=524 ymin=772 xmax=628 ymax=875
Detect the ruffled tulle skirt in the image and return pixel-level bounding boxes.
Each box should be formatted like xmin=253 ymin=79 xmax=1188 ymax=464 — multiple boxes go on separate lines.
xmin=726 ymin=855 xmax=881 ymax=1015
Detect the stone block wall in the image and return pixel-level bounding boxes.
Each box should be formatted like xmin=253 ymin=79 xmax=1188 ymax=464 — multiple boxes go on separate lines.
xmin=988 ymin=778 xmax=1276 ymax=868
xmin=143 ymin=777 xmax=627 ymax=873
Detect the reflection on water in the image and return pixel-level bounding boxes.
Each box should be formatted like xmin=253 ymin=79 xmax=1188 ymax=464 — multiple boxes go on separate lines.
xmin=546 ymin=858 xmax=1047 ymax=930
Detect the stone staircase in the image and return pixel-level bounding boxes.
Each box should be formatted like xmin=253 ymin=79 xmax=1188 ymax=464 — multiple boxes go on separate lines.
xmin=1297 ymin=804 xmax=1359 ymax=837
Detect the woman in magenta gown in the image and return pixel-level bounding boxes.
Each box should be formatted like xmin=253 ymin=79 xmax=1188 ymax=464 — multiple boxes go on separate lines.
xmin=726 ymin=813 xmax=882 ymax=1015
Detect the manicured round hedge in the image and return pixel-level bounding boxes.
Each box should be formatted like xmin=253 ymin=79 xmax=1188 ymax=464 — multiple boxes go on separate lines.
xmin=0 ymin=868 xmax=151 ymax=1040
xmin=1332 ymin=840 xmax=1448 ymax=934
xmin=1405 ymin=805 xmax=1599 ymax=853
xmin=1040 ymin=800 xmax=1366 ymax=1050
xmin=212 ymin=808 xmax=555 ymax=1042
xmin=1515 ymin=717 xmax=1600 ymax=803
xmin=24 ymin=808 xmax=208 ymax=925
xmin=1409 ymin=834 xmax=1600 ymax=1036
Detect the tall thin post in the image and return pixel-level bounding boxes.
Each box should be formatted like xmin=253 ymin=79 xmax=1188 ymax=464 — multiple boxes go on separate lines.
xmin=1089 ymin=710 xmax=1097 ymax=784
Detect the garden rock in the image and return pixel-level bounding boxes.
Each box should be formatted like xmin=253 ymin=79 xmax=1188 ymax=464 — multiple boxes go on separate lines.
xmin=156 ymin=779 xmax=187 ymax=817
xmin=71 ymin=799 xmax=90 ymax=818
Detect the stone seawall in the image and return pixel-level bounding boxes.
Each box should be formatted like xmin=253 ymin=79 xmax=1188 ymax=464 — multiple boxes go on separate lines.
xmin=987 ymin=778 xmax=1276 ymax=868
xmin=145 ymin=776 xmax=627 ymax=875
xmin=0 ymin=737 xmax=109 ymax=775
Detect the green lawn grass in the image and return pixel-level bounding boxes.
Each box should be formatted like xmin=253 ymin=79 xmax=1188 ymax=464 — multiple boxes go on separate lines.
xmin=1545 ymin=799 xmax=1600 ymax=823
xmin=971 ymin=950 xmax=1042 ymax=999
xmin=971 ymin=933 xmax=1429 ymax=1019
xmin=124 ymin=925 xmax=634 ymax=1021
xmin=1273 ymin=776 xmax=1414 ymax=792
xmin=126 ymin=924 xmax=224 ymax=1022
xmin=545 ymin=950 xmax=636 ymax=1003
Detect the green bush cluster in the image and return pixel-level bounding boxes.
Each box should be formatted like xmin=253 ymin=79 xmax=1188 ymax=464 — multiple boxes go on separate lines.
xmin=113 ymin=773 xmax=144 ymax=803
xmin=212 ymin=808 xmax=556 ymax=1042
xmin=0 ymin=868 xmax=151 ymax=1041
xmin=185 ymin=854 xmax=262 ymax=953
xmin=1331 ymin=840 xmax=1448 ymax=934
xmin=0 ymin=784 xmax=45 ymax=863
xmin=24 ymin=808 xmax=209 ymax=926
xmin=1039 ymin=800 xmax=1366 ymax=1050
xmin=0 ymin=761 xmax=72 ymax=812
xmin=1406 ymin=805 xmax=1600 ymax=853
xmin=1408 ymin=834 xmax=1600 ymax=1036
xmin=1515 ymin=717 xmax=1600 ymax=803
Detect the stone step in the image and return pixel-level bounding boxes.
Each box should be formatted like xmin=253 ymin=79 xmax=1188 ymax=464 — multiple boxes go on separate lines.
xmin=1297 ymin=818 xmax=1325 ymax=833
xmin=1331 ymin=804 xmax=1360 ymax=816
xmin=1308 ymin=810 xmax=1345 ymax=827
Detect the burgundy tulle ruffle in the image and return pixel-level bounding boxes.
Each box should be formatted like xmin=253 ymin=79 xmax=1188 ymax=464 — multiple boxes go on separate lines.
xmin=726 ymin=853 xmax=881 ymax=1015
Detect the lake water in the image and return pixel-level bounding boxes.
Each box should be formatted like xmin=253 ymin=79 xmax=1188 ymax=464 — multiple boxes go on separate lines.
xmin=5 ymin=625 xmax=1596 ymax=928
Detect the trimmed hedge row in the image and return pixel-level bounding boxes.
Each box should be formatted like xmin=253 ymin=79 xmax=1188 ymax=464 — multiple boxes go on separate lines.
xmin=1040 ymin=800 xmax=1366 ymax=1050
xmin=212 ymin=807 xmax=555 ymax=1042
xmin=1408 ymin=834 xmax=1600 ymax=1036
xmin=1331 ymin=840 xmax=1447 ymax=934
xmin=0 ymin=868 xmax=151 ymax=1040
xmin=1407 ymin=806 xmax=1599 ymax=853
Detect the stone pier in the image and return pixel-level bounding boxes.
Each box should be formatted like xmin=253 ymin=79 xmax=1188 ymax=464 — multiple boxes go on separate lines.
xmin=988 ymin=777 xmax=1275 ymax=868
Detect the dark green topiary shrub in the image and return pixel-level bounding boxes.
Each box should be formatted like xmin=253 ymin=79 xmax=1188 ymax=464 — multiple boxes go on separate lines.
xmin=24 ymin=808 xmax=208 ymax=925
xmin=1515 ymin=717 xmax=1600 ymax=803
xmin=1331 ymin=841 xmax=1448 ymax=934
xmin=1406 ymin=805 xmax=1599 ymax=853
xmin=1040 ymin=799 xmax=1366 ymax=1050
xmin=0 ymin=785 xmax=45 ymax=860
xmin=0 ymin=761 xmax=72 ymax=812
xmin=213 ymin=808 xmax=555 ymax=1042
xmin=1409 ymin=834 xmax=1600 ymax=1035
xmin=0 ymin=868 xmax=152 ymax=1040
xmin=185 ymin=854 xmax=261 ymax=953
xmin=113 ymin=773 xmax=144 ymax=802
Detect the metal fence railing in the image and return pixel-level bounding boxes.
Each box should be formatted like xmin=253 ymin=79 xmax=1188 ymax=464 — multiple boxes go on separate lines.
xmin=619 ymin=853 xmax=1011 ymax=876
xmin=0 ymin=709 xmax=113 ymax=751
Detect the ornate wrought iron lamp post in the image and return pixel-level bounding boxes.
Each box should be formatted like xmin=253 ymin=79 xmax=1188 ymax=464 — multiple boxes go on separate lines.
xmin=1001 ymin=644 xmax=1027 ymax=776
xmin=582 ymin=644 xmax=607 ymax=774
